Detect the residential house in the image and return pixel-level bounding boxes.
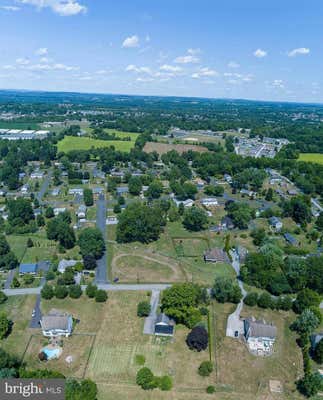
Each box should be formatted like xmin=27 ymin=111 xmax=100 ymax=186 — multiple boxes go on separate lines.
xmin=224 ymin=174 xmax=233 ymax=184
xmin=221 ymin=216 xmax=234 ymax=230
xmin=203 ymin=248 xmax=230 ymax=263
xmin=54 ymin=207 xmax=66 ymax=216
xmin=51 ymin=188 xmax=60 ymax=196
xmin=244 ymin=317 xmax=277 ymax=355
xmin=106 ymin=216 xmax=118 ymax=225
xmin=201 ymin=197 xmax=218 ymax=207
xmin=116 ymin=186 xmax=129 ymax=196
xmin=240 ymin=189 xmax=256 ymax=198
xmin=174 ymin=198 xmax=194 ymax=208
xmin=40 ymin=309 xmax=73 ymax=338
xmin=154 ymin=313 xmax=174 ymax=337
xmin=58 ymin=259 xmax=79 ymax=273
xmin=30 ymin=171 xmax=44 ymax=179
xmin=269 ymin=216 xmax=283 ymax=232
xmin=21 ymin=184 xmax=30 ymax=195
xmin=284 ymin=233 xmax=298 ymax=246
xmin=68 ymin=188 xmax=83 ymax=196
xmin=287 ymin=189 xmax=298 ymax=196
xmin=76 ymin=205 xmax=87 ymax=219
xmin=19 ymin=263 xmax=38 ymax=275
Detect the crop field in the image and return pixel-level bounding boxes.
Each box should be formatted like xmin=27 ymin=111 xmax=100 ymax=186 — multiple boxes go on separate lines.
xmin=298 ymin=153 xmax=323 ymax=164
xmin=57 ymin=136 xmax=135 ymax=153
xmin=143 ymin=142 xmax=209 ymax=155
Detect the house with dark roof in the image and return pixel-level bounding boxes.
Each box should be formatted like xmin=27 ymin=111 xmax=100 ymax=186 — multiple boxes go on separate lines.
xmin=204 ymin=248 xmax=230 ymax=263
xmin=19 ymin=263 xmax=38 ymax=275
xmin=221 ymin=216 xmax=234 ymax=230
xmin=40 ymin=309 xmax=73 ymax=337
xmin=244 ymin=317 xmax=277 ymax=355
xmin=116 ymin=186 xmax=129 ymax=196
xmin=269 ymin=216 xmax=283 ymax=232
xmin=154 ymin=313 xmax=174 ymax=337
xmin=311 ymin=333 xmax=323 ymax=351
xmin=284 ymin=233 xmax=298 ymax=246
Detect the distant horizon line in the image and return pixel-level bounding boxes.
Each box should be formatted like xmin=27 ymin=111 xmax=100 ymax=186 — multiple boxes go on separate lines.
xmin=0 ymin=87 xmax=322 ymax=107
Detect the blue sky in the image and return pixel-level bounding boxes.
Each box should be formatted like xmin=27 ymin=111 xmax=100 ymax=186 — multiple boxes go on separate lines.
xmin=0 ymin=0 xmax=322 ymax=102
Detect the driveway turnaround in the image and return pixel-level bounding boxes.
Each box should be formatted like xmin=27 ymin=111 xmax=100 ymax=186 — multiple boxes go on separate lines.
xmin=143 ymin=290 xmax=160 ymax=335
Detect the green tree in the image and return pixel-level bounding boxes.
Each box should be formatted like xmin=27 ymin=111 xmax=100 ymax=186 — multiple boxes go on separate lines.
xmin=198 ymin=361 xmax=213 ymax=377
xmin=137 ymin=301 xmax=151 ymax=317
xmin=78 ymin=227 xmax=105 ymax=259
xmin=0 ymin=313 xmax=11 ymax=339
xmin=0 ymin=291 xmax=7 ymax=304
xmin=183 ymin=207 xmax=208 ymax=231
xmin=212 ymin=278 xmax=242 ymax=304
xmin=128 ymin=176 xmax=142 ymax=195
xmin=294 ymin=289 xmax=321 ymax=314
xmin=69 ymin=284 xmax=82 ymax=299
xmin=83 ymin=188 xmax=94 ymax=207
xmin=291 ymin=309 xmax=320 ymax=335
xmin=243 ymin=292 xmax=258 ymax=307
xmin=297 ymin=372 xmax=323 ymax=398
xmin=41 ymin=284 xmax=54 ymax=299
xmin=86 ymin=283 xmax=97 ymax=298
xmin=313 ymin=339 xmax=323 ymax=364
xmin=45 ymin=207 xmax=54 ymax=219
xmin=136 ymin=367 xmax=157 ymax=390
xmin=55 ymin=285 xmax=68 ymax=299
xmin=158 ymin=375 xmax=173 ymax=391
xmin=95 ymin=289 xmax=108 ymax=302
xmin=146 ymin=180 xmax=163 ymax=199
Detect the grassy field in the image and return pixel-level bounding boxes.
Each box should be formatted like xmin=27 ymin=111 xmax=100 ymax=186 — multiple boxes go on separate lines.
xmin=109 ymin=221 xmax=235 ymax=285
xmin=57 ymin=136 xmax=135 ymax=153
xmin=298 ymin=153 xmax=323 ymax=164
xmin=0 ymin=295 xmax=36 ymax=358
xmin=143 ymin=142 xmax=209 ymax=155
xmin=213 ymin=301 xmax=303 ymax=399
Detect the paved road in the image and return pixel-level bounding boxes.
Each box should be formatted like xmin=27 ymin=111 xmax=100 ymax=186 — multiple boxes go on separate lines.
xmin=226 ymin=250 xmax=247 ymax=338
xmin=36 ymin=169 xmax=53 ymax=204
xmin=3 ymin=283 xmax=171 ymax=297
xmin=95 ymin=193 xmax=108 ymax=283
xmin=29 ymin=294 xmax=42 ymax=328
xmin=143 ymin=290 xmax=160 ymax=335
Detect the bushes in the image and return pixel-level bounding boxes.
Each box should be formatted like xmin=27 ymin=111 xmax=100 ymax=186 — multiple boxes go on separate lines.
xmin=206 ymin=385 xmax=215 ymax=394
xmin=243 ymin=292 xmax=258 ymax=307
xmin=86 ymin=283 xmax=98 ymax=298
xmin=0 ymin=291 xmax=7 ymax=304
xmin=198 ymin=361 xmax=213 ymax=377
xmin=41 ymin=284 xmax=54 ymax=300
xmin=136 ymin=367 xmax=172 ymax=391
xmin=297 ymin=372 xmax=323 ymax=398
xmin=69 ymin=284 xmax=82 ymax=299
xmin=137 ymin=301 xmax=151 ymax=317
xmin=212 ymin=278 xmax=242 ymax=304
xmin=55 ymin=285 xmax=68 ymax=299
xmin=95 ymin=289 xmax=108 ymax=303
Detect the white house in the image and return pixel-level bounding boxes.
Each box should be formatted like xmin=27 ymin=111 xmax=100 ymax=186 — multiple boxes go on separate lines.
xmin=40 ymin=309 xmax=73 ymax=338
xmin=200 ymin=197 xmax=218 ymax=207
xmin=30 ymin=171 xmax=44 ymax=179
xmin=21 ymin=184 xmax=30 ymax=194
xmin=68 ymin=188 xmax=83 ymax=196
xmin=76 ymin=205 xmax=87 ymax=219
xmin=244 ymin=317 xmax=277 ymax=355
xmin=106 ymin=216 xmax=118 ymax=225
xmin=174 ymin=198 xmax=194 ymax=208
xmin=269 ymin=216 xmax=283 ymax=232
xmin=54 ymin=207 xmax=66 ymax=216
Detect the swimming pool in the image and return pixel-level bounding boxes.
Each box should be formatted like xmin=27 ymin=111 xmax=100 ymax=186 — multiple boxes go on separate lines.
xmin=42 ymin=347 xmax=61 ymax=360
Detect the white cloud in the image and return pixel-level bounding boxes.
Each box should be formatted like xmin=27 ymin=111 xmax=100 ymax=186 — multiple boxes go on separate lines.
xmin=228 ymin=61 xmax=240 ymax=68
xmin=187 ymin=48 xmax=201 ymax=55
xmin=2 ymin=65 xmax=16 ymax=70
xmin=174 ymin=55 xmax=199 ymax=64
xmin=16 ymin=58 xmax=30 ymax=65
xmin=122 ymin=35 xmax=140 ymax=48
xmin=40 ymin=57 xmax=51 ymax=63
xmin=192 ymin=67 xmax=218 ymax=79
xmin=0 ymin=5 xmax=20 ymax=11
xmin=159 ymin=64 xmax=182 ymax=73
xmin=272 ymin=79 xmax=284 ymax=88
xmin=125 ymin=64 xmax=152 ymax=75
xmin=253 ymin=48 xmax=267 ymax=58
xmin=35 ymin=47 xmax=48 ymax=56
xmin=287 ymin=47 xmax=310 ymax=57
xmin=136 ymin=77 xmax=154 ymax=82
xmin=18 ymin=0 xmax=86 ymax=16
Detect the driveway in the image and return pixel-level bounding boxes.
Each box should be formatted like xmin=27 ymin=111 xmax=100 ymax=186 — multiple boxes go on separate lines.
xmin=143 ymin=290 xmax=160 ymax=335
xmin=226 ymin=250 xmax=247 ymax=338
xmin=36 ymin=169 xmax=53 ymax=204
xmin=4 ymin=269 xmax=16 ymax=289
xmin=29 ymin=294 xmax=42 ymax=328
xmin=95 ymin=193 xmax=108 ymax=283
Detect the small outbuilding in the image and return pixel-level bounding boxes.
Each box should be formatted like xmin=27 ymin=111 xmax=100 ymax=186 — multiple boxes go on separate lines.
xmin=204 ymin=248 xmax=230 ymax=263
xmin=154 ymin=314 xmax=174 ymax=337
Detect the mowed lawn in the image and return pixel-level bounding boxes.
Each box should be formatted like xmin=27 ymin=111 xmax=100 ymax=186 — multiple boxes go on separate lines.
xmin=57 ymin=136 xmax=136 ymax=153
xmin=298 ymin=153 xmax=323 ymax=164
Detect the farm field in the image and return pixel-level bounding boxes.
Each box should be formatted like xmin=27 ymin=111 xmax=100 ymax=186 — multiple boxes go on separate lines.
xmin=143 ymin=142 xmax=209 ymax=155
xmin=298 ymin=153 xmax=323 ymax=164
xmin=57 ymin=136 xmax=135 ymax=153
